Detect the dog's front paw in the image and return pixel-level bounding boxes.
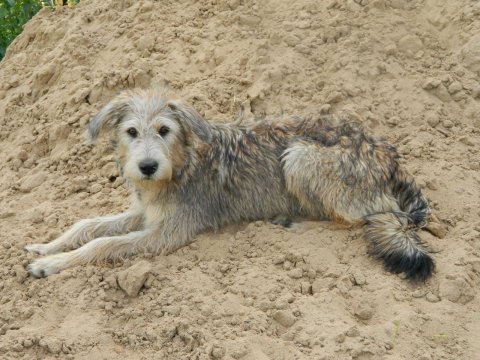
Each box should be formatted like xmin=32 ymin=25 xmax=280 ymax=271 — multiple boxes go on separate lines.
xmin=24 ymin=243 xmax=62 ymax=255
xmin=27 ymin=256 xmax=64 ymax=278
xmin=24 ymin=243 xmax=49 ymax=255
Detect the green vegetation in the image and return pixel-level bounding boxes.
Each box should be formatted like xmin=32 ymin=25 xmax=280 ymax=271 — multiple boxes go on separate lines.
xmin=391 ymin=320 xmax=401 ymax=345
xmin=0 ymin=0 xmax=42 ymax=59
xmin=0 ymin=0 xmax=79 ymax=61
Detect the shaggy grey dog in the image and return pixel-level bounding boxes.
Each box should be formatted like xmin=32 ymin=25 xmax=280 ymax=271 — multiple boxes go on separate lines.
xmin=26 ymin=88 xmax=434 ymax=281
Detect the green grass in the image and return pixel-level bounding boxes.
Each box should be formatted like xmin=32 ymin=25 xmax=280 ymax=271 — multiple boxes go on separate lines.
xmin=0 ymin=0 xmax=79 ymax=61
xmin=392 ymin=320 xmax=401 ymax=345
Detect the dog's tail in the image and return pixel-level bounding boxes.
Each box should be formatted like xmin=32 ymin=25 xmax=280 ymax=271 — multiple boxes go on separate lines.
xmin=364 ymin=169 xmax=434 ymax=281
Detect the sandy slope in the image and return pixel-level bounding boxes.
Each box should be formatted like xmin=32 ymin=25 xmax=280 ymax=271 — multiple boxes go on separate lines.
xmin=0 ymin=0 xmax=479 ymax=359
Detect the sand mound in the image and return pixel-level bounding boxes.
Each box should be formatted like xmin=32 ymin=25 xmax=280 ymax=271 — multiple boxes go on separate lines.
xmin=0 ymin=0 xmax=479 ymax=358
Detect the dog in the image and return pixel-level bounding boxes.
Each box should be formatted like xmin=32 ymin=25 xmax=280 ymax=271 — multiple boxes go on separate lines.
xmin=25 ymin=87 xmax=434 ymax=281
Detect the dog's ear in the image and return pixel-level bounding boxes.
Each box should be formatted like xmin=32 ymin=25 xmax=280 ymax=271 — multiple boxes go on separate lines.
xmin=166 ymin=100 xmax=211 ymax=142
xmin=88 ymin=96 xmax=130 ymax=143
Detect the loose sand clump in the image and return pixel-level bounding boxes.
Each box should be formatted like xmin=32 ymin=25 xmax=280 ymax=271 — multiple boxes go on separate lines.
xmin=0 ymin=0 xmax=479 ymax=358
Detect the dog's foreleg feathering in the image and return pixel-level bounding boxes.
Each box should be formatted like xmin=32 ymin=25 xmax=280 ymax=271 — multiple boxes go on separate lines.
xmin=25 ymin=211 xmax=144 ymax=256
xmin=26 ymin=209 xmax=200 ymax=278
xmin=27 ymin=229 xmax=157 ymax=278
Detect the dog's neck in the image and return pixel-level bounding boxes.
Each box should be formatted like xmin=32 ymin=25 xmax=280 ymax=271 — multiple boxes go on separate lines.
xmin=132 ymin=180 xmax=172 ymax=204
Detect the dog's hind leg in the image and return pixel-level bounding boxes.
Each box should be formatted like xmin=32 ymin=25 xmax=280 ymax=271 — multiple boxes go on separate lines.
xmin=282 ymin=139 xmax=434 ymax=281
xmin=282 ymin=140 xmax=398 ymax=224
xmin=25 ymin=211 xmax=144 ymax=255
xmin=271 ymin=215 xmax=292 ymax=228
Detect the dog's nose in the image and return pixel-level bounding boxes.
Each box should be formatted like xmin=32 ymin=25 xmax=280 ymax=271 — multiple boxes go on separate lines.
xmin=139 ymin=159 xmax=158 ymax=176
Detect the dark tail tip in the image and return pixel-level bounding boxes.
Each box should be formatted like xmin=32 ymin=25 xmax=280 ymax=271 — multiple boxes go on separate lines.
xmin=364 ymin=212 xmax=435 ymax=282
xmin=382 ymin=251 xmax=435 ymax=282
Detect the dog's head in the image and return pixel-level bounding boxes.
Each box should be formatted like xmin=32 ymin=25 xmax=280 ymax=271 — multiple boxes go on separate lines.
xmin=88 ymin=88 xmax=210 ymax=186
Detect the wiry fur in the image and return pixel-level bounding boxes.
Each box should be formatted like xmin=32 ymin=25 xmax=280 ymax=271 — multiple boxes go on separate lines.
xmin=25 ymin=88 xmax=435 ymax=281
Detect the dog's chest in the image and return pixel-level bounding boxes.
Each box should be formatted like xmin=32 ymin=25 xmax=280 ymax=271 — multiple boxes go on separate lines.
xmin=144 ymin=201 xmax=177 ymax=227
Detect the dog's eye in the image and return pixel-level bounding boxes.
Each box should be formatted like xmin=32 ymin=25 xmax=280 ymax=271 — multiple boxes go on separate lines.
xmin=127 ymin=127 xmax=138 ymax=138
xmin=158 ymin=126 xmax=170 ymax=137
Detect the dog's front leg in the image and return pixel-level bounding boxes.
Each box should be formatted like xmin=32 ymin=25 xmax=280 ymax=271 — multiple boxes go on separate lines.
xmin=27 ymin=227 xmax=159 ymax=277
xmin=24 ymin=211 xmax=144 ymax=255
xmin=27 ymin=210 xmax=201 ymax=277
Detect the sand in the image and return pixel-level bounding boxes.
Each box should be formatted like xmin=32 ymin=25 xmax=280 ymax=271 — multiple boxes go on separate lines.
xmin=0 ymin=0 xmax=479 ymax=359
